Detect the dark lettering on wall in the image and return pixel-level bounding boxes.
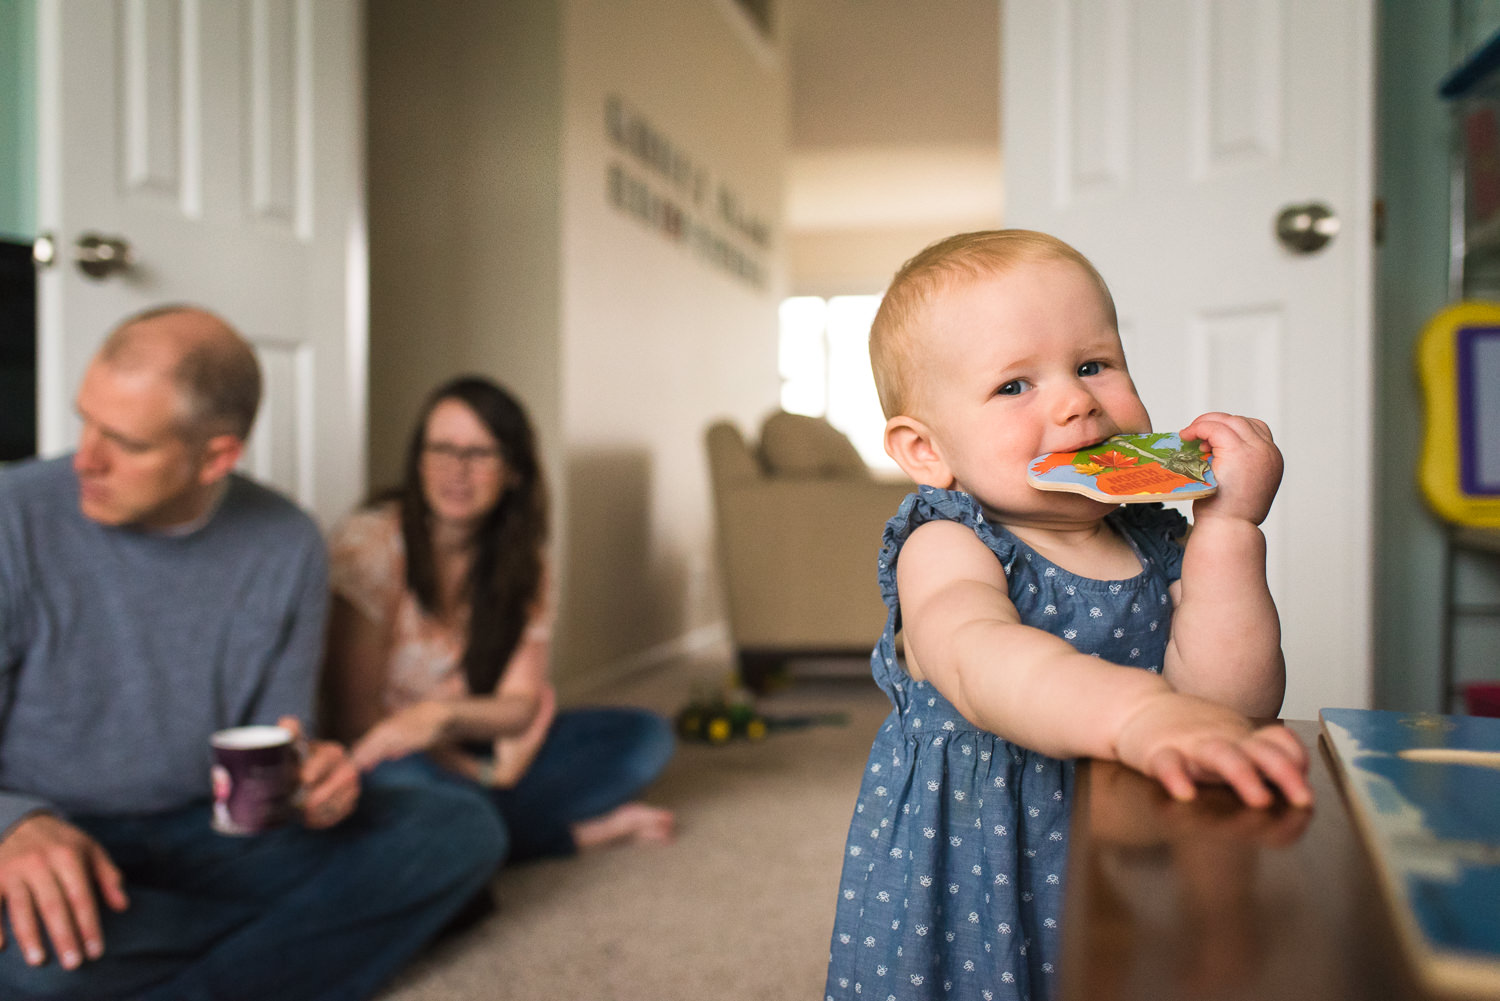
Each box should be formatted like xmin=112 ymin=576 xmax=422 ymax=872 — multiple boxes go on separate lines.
xmin=608 ymin=164 xmax=688 ymax=243
xmin=604 ymin=95 xmax=770 ymax=290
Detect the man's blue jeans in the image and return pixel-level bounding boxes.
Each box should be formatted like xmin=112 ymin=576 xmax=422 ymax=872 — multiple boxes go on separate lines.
xmin=0 ymin=772 xmax=504 ymax=1001
xmin=373 ymin=706 xmax=676 ymax=861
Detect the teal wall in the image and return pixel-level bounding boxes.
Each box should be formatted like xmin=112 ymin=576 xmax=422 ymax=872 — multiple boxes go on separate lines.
xmin=1458 ymin=0 xmax=1500 ymax=55
xmin=0 ymin=0 xmax=37 ymax=241
xmin=1374 ymin=2 xmax=1458 ymax=711
xmin=1374 ymin=0 xmax=1500 ymax=711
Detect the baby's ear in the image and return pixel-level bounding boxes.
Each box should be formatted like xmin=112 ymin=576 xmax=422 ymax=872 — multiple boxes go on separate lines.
xmin=884 ymin=416 xmax=955 ymax=489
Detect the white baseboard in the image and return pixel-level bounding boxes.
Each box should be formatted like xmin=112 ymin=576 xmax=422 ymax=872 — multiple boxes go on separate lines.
xmin=562 ymin=621 xmax=732 ymax=700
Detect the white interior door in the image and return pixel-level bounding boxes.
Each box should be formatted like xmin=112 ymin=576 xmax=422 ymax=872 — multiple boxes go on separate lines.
xmin=35 ymin=0 xmax=366 ymax=527
xmin=1002 ymin=0 xmax=1374 ymax=717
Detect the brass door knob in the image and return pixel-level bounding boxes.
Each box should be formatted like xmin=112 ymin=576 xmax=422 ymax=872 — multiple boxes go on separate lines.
xmin=74 ymin=232 xmax=134 ymax=279
xmin=1275 ymin=203 xmax=1339 ymax=254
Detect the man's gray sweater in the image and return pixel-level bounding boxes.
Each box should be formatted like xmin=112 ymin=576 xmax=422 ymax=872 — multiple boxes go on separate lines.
xmin=0 ymin=456 xmax=327 ymax=834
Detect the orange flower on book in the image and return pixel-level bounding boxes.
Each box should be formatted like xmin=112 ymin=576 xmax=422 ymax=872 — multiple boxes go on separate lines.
xmin=1089 ymin=450 xmax=1138 ymax=470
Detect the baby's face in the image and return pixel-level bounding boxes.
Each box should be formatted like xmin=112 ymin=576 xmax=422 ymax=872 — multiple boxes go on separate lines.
xmin=911 ymin=258 xmax=1151 ymax=526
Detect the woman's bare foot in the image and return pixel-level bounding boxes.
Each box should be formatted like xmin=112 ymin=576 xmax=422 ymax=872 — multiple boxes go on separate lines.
xmin=572 ymin=801 xmax=677 ymax=851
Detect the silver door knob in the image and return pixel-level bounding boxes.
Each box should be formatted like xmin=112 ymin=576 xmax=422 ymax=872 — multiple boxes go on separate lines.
xmin=1275 ymin=203 xmax=1339 ymax=254
xmin=32 ymin=233 xmax=56 ymax=268
xmin=74 ymin=232 xmax=134 ymax=279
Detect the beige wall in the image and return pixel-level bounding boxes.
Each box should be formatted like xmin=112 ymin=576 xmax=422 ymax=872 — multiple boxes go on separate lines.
xmin=784 ymin=0 xmax=1000 ymax=296
xmin=555 ymin=0 xmax=786 ymax=683
xmin=367 ymin=2 xmax=564 ymax=494
xmin=787 ymin=223 xmax=973 ymax=298
xmin=368 ymin=0 xmax=785 ymax=691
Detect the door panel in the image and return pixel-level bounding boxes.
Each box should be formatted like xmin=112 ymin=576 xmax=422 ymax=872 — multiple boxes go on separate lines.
xmin=36 ymin=0 xmax=364 ymax=526
xmin=1003 ymin=0 xmax=1374 ymax=716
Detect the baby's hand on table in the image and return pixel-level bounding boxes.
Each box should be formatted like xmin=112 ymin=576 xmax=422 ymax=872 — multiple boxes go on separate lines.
xmin=1178 ymin=413 xmax=1282 ymax=526
xmin=1114 ymin=692 xmax=1312 ymax=808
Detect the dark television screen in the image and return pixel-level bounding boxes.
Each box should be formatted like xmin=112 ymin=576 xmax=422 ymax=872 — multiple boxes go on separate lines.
xmin=0 ymin=240 xmax=37 ymax=461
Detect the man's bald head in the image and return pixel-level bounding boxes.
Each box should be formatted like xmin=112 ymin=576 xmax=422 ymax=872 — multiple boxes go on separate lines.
xmin=98 ymin=305 xmax=262 ymax=441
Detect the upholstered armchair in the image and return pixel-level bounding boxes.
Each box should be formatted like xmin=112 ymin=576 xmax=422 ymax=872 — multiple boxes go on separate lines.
xmin=704 ymin=411 xmax=913 ymax=691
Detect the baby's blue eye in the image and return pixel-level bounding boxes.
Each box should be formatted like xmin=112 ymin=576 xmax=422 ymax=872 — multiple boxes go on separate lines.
xmin=997 ymin=380 xmax=1027 ymax=397
xmin=1077 ymin=361 xmax=1104 ymax=377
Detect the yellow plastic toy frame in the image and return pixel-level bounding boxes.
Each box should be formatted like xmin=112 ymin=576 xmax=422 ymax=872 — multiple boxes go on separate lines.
xmin=1418 ymin=300 xmax=1500 ymax=527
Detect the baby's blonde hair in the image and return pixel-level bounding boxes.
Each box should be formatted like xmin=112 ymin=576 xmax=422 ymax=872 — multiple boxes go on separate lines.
xmin=869 ymin=230 xmax=1117 ymax=419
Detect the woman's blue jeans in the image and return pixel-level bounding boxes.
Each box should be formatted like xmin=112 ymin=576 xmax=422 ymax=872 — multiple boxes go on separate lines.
xmin=0 ymin=773 xmax=504 ymax=1001
xmin=371 ymin=706 xmax=677 ymax=862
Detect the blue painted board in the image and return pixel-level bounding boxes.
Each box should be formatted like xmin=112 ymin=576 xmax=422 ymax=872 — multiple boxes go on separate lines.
xmin=1320 ymin=708 xmax=1500 ymax=997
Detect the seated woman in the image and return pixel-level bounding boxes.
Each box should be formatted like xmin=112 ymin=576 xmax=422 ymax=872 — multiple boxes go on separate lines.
xmin=324 ymin=375 xmax=676 ymax=861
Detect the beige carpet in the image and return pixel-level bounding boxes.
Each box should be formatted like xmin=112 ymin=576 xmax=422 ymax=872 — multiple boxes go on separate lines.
xmin=378 ymin=654 xmax=890 ymax=1001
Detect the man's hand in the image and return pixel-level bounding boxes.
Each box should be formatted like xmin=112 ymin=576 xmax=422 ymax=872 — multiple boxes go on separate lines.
xmin=278 ymin=717 xmax=360 ymax=830
xmin=0 ymin=813 xmax=128 ymax=969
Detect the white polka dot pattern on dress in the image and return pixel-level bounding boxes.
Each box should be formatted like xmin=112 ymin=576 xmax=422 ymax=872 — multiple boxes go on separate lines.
xmin=824 ymin=488 xmax=1185 ymax=1001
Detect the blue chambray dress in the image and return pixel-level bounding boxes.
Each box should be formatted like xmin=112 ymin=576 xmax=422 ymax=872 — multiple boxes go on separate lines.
xmin=825 ymin=487 xmax=1186 ymax=1001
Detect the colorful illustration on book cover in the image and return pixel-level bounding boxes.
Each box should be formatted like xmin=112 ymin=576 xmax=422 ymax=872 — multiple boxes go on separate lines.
xmin=1028 ymin=432 xmax=1217 ymax=502
xmin=1320 ymin=707 xmax=1500 ymax=992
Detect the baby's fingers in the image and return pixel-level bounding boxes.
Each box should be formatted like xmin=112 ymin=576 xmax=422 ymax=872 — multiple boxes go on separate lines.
xmin=1180 ymin=412 xmax=1273 ymax=448
xmin=1243 ymin=730 xmax=1314 ymax=808
xmin=1145 ymin=747 xmax=1199 ymax=803
xmin=1190 ymin=739 xmax=1276 ymax=808
xmin=1260 ymin=723 xmax=1310 ymax=769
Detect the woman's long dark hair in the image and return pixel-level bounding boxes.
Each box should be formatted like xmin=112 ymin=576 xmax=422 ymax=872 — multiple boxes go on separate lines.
xmin=393 ymin=376 xmax=548 ymax=695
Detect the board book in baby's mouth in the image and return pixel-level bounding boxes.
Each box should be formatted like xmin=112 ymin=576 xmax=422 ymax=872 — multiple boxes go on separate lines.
xmin=1319 ymin=707 xmax=1500 ymax=999
xmin=1027 ymin=432 xmax=1217 ymax=502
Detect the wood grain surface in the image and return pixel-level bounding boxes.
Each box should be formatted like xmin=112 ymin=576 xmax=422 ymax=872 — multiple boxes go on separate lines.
xmin=1059 ymin=720 xmax=1434 ymax=1001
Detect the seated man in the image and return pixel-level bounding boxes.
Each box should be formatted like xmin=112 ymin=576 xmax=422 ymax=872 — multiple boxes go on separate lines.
xmin=0 ymin=306 xmax=505 ymax=1001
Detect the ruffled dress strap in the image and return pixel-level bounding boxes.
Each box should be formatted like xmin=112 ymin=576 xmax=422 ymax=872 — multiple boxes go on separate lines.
xmin=877 ymin=486 xmax=1017 ymax=623
xmin=871 ymin=487 xmax=1018 ymax=709
xmin=1108 ymin=502 xmax=1189 ymax=582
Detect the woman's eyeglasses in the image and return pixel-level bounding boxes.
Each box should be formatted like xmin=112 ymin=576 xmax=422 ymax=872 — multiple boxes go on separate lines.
xmin=422 ymin=442 xmax=502 ymax=471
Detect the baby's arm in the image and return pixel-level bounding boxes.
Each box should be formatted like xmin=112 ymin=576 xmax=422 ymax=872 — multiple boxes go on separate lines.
xmin=1164 ymin=414 xmax=1285 ymax=718
xmin=898 ymin=520 xmax=1310 ymax=806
